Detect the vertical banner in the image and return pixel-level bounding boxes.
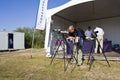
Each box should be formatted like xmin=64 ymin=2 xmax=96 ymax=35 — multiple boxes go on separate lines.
xmin=36 ymin=0 xmax=48 ymax=30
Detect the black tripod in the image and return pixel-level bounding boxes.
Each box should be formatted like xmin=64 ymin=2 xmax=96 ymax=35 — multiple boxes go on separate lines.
xmin=50 ymin=32 xmax=68 ymax=72
xmin=50 ymin=35 xmax=79 ymax=72
xmin=65 ymin=39 xmax=80 ymax=72
xmin=87 ymin=37 xmax=110 ymax=71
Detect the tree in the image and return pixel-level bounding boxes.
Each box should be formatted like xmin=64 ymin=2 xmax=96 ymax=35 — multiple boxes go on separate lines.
xmin=14 ymin=27 xmax=45 ymax=48
xmin=34 ymin=29 xmax=45 ymax=48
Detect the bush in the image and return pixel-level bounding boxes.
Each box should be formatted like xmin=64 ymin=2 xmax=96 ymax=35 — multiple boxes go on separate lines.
xmin=14 ymin=27 xmax=45 ymax=48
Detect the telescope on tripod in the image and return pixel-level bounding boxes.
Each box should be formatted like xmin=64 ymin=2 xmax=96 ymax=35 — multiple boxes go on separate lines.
xmin=50 ymin=29 xmax=80 ymax=72
xmin=87 ymin=30 xmax=110 ymax=70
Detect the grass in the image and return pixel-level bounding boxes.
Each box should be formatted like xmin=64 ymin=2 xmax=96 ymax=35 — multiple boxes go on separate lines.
xmin=0 ymin=49 xmax=120 ymax=80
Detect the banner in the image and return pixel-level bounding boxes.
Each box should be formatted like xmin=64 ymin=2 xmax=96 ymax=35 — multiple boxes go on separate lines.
xmin=36 ymin=0 xmax=48 ymax=30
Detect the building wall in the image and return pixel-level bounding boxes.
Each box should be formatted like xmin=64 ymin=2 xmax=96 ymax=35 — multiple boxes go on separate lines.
xmin=77 ymin=17 xmax=120 ymax=44
xmin=0 ymin=32 xmax=8 ymax=50
xmin=0 ymin=31 xmax=24 ymax=50
xmin=14 ymin=32 xmax=24 ymax=49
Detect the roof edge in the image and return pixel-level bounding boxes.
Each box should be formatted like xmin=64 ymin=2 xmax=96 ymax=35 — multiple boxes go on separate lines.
xmin=46 ymin=0 xmax=94 ymax=17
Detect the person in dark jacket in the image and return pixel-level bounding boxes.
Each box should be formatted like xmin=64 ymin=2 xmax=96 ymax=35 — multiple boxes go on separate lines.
xmin=67 ymin=25 xmax=84 ymax=66
xmin=68 ymin=25 xmax=85 ymax=47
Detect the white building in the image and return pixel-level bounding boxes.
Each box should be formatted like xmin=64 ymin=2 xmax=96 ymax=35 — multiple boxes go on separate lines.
xmin=0 ymin=31 xmax=24 ymax=51
xmin=45 ymin=0 xmax=120 ymax=56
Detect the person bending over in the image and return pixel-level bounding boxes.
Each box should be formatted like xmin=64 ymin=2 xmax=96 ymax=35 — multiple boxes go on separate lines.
xmin=67 ymin=25 xmax=85 ymax=66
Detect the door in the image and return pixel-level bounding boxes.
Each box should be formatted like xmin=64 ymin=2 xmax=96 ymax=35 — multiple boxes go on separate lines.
xmin=8 ymin=33 xmax=14 ymax=49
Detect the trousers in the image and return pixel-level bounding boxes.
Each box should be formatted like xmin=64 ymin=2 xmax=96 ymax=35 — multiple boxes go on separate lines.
xmin=66 ymin=39 xmax=83 ymax=65
xmin=73 ymin=45 xmax=83 ymax=65
xmin=95 ymin=35 xmax=104 ymax=53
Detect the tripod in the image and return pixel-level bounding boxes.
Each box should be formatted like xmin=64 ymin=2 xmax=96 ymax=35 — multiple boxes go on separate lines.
xmin=87 ymin=37 xmax=110 ymax=71
xmin=50 ymin=32 xmax=68 ymax=72
xmin=50 ymin=35 xmax=80 ymax=72
xmin=65 ymin=38 xmax=83 ymax=72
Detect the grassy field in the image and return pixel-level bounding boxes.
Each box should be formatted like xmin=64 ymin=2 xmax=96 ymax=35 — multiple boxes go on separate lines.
xmin=0 ymin=49 xmax=120 ymax=80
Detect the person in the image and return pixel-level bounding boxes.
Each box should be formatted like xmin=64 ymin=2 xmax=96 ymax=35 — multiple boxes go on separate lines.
xmin=67 ymin=25 xmax=85 ymax=66
xmin=94 ymin=26 xmax=104 ymax=53
xmin=85 ymin=26 xmax=93 ymax=40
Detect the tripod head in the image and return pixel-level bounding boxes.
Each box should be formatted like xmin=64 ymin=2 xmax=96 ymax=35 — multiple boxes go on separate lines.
xmin=52 ymin=29 xmax=69 ymax=44
xmin=53 ymin=29 xmax=68 ymax=34
xmin=92 ymin=31 xmax=98 ymax=38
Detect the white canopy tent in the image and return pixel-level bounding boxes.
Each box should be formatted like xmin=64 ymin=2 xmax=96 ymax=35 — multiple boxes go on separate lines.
xmin=45 ymin=0 xmax=120 ymax=56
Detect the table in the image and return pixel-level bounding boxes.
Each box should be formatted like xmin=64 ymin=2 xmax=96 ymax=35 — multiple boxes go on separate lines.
xmin=82 ymin=40 xmax=112 ymax=54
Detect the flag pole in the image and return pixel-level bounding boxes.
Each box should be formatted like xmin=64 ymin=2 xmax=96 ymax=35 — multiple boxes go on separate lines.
xmin=30 ymin=0 xmax=40 ymax=58
xmin=30 ymin=0 xmax=48 ymax=58
xmin=30 ymin=27 xmax=36 ymax=58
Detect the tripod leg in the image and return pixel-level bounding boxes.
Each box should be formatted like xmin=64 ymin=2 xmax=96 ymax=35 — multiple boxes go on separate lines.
xmin=87 ymin=52 xmax=92 ymax=65
xmin=102 ymin=52 xmax=110 ymax=67
xmin=76 ymin=45 xmax=79 ymax=65
xmin=87 ymin=40 xmax=96 ymax=71
xmin=64 ymin=54 xmax=74 ymax=72
xmin=64 ymin=44 xmax=76 ymax=72
xmin=65 ymin=45 xmax=78 ymax=72
xmin=89 ymin=56 xmax=95 ymax=71
xmin=73 ymin=44 xmax=78 ymax=64
xmin=62 ymin=43 xmax=67 ymax=72
xmin=87 ymin=41 xmax=94 ymax=65
xmin=50 ymin=44 xmax=61 ymax=65
xmin=71 ymin=44 xmax=78 ymax=72
xmin=71 ymin=44 xmax=83 ymax=72
xmin=59 ymin=40 xmax=69 ymax=72
xmin=96 ymin=38 xmax=110 ymax=67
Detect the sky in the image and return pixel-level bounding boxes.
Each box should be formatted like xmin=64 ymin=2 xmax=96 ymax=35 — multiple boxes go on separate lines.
xmin=0 ymin=0 xmax=70 ymax=31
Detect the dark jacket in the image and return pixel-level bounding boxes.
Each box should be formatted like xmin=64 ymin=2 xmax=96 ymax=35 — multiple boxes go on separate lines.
xmin=68 ymin=28 xmax=85 ymax=48
xmin=68 ymin=28 xmax=85 ymax=39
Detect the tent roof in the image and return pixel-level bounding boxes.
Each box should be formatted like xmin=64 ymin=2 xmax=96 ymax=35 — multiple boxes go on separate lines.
xmin=46 ymin=0 xmax=94 ymax=17
xmin=47 ymin=0 xmax=120 ymax=23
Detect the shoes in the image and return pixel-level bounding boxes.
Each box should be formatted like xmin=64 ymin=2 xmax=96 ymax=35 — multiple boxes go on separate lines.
xmin=77 ymin=64 xmax=81 ymax=66
xmin=77 ymin=62 xmax=83 ymax=66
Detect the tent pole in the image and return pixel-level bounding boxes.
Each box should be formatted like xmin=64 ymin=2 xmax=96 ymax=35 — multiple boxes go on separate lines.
xmin=30 ymin=27 xmax=36 ymax=58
